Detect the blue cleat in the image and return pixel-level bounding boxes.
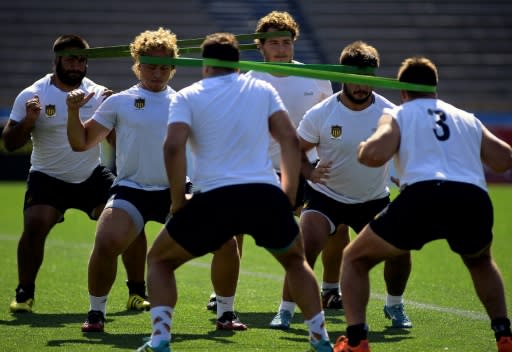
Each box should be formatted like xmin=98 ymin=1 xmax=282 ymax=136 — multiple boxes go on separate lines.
xmin=269 ymin=309 xmax=292 ymax=330
xmin=383 ymin=303 xmax=412 ymax=328
xmin=136 ymin=340 xmax=171 ymax=352
xmin=309 ymin=338 xmax=333 ymax=352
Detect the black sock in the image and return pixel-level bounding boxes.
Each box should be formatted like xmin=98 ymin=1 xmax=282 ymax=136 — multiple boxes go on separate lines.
xmin=126 ymin=281 xmax=146 ymax=297
xmin=492 ymin=317 xmax=512 ymax=341
xmin=347 ymin=323 xmax=368 ymax=346
xmin=15 ymin=284 xmax=35 ymax=301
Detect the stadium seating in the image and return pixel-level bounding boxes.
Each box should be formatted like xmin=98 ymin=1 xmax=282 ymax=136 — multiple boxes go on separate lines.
xmin=1 ymin=0 xmax=510 ymax=113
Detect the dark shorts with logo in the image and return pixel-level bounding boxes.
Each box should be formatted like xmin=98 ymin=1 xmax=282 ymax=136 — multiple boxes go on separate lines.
xmin=24 ymin=165 xmax=114 ymax=221
xmin=303 ymin=182 xmax=390 ymax=234
xmin=165 ymin=183 xmax=299 ymax=257
xmin=370 ymin=180 xmax=493 ymax=255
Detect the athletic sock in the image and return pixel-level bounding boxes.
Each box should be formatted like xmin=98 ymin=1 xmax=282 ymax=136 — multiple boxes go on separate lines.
xmin=321 ymin=282 xmax=339 ymax=292
xmin=89 ymin=294 xmax=108 ymax=316
xmin=150 ymin=306 xmax=173 ymax=347
xmin=279 ymin=300 xmax=296 ymax=316
xmin=15 ymin=283 xmax=35 ymax=301
xmin=216 ymin=295 xmax=235 ymax=318
xmin=386 ymin=294 xmax=403 ymax=307
xmin=346 ymin=323 xmax=369 ymax=346
xmin=305 ymin=311 xmax=329 ymax=342
xmin=492 ymin=317 xmax=512 ymax=340
xmin=126 ymin=280 xmax=147 ymax=297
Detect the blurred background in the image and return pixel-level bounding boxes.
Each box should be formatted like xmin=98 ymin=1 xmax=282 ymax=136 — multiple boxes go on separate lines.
xmin=1 ymin=0 xmax=511 ymax=179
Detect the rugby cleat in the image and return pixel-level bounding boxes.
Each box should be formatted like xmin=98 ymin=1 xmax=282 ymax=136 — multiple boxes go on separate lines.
xmin=333 ymin=336 xmax=371 ymax=352
xmin=308 ymin=338 xmax=334 ymax=351
xmin=9 ymin=298 xmax=34 ymax=313
xmin=127 ymin=293 xmax=151 ymax=311
xmin=81 ymin=310 xmax=105 ymax=332
xmin=322 ymin=289 xmax=343 ymax=310
xmin=136 ymin=340 xmax=171 ymax=352
xmin=206 ymin=295 xmax=217 ymax=312
xmin=216 ymin=311 xmax=248 ymax=330
xmin=269 ymin=309 xmax=293 ymax=330
xmin=383 ymin=303 xmax=412 ymax=328
xmin=498 ymin=336 xmax=512 ymax=352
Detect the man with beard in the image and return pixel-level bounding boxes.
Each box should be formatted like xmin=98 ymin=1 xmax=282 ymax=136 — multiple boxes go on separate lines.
xmin=291 ymin=41 xmax=413 ymax=331
xmin=3 ymin=34 xmax=150 ymax=313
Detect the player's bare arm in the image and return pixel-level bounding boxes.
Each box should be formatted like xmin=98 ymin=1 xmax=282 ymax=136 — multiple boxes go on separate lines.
xmin=480 ymin=124 xmax=512 ymax=173
xmin=2 ymin=95 xmax=41 ymax=151
xmin=299 ymin=135 xmax=331 ymax=185
xmin=66 ymin=89 xmax=110 ymax=151
xmin=358 ymin=113 xmax=400 ymax=167
xmin=164 ymin=121 xmax=190 ymax=214
xmin=269 ymin=110 xmax=301 ymax=205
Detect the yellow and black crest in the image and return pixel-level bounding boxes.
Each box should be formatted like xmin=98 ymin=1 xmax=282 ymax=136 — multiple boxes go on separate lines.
xmin=330 ymin=125 xmax=342 ymax=139
xmin=134 ymin=98 xmax=145 ymax=109
xmin=45 ymin=104 xmax=56 ymax=118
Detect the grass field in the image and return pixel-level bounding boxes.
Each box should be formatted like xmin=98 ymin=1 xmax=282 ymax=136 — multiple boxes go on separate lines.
xmin=0 ymin=181 xmax=511 ymax=351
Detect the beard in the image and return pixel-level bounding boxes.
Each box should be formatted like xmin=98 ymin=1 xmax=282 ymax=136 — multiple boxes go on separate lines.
xmin=343 ymin=85 xmax=372 ymax=105
xmin=55 ymin=60 xmax=87 ymax=86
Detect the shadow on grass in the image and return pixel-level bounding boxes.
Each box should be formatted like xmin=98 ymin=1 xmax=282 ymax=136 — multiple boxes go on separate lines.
xmin=0 ymin=310 xmax=412 ymax=349
xmin=0 ymin=312 xmax=89 ymax=328
xmin=0 ymin=309 xmax=145 ymax=328
xmin=47 ymin=329 xmax=245 ymax=349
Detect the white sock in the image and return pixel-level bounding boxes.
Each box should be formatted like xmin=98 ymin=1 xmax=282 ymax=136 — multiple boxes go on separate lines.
xmin=216 ymin=295 xmax=235 ymax=319
xmin=305 ymin=311 xmax=329 ymax=342
xmin=279 ymin=300 xmax=296 ymax=316
xmin=150 ymin=306 xmax=173 ymax=347
xmin=386 ymin=294 xmax=404 ymax=307
xmin=89 ymin=294 xmax=107 ymax=316
xmin=321 ymin=282 xmax=339 ymax=292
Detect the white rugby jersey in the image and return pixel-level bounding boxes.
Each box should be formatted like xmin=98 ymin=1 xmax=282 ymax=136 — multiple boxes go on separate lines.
xmin=168 ymin=73 xmax=284 ymax=193
xmin=298 ymin=92 xmax=395 ymax=203
xmin=386 ymin=98 xmax=487 ymax=191
xmin=93 ymin=84 xmax=176 ymax=190
xmin=9 ymin=74 xmax=107 ymax=183
xmin=245 ymin=67 xmax=332 ymax=169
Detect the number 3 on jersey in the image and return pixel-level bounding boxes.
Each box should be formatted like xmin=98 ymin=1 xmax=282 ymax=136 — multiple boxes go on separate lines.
xmin=429 ymin=108 xmax=450 ymax=141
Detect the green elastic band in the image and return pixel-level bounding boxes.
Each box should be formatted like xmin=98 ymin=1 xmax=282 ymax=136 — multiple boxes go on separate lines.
xmin=264 ymin=62 xmax=376 ymax=75
xmin=56 ymin=31 xmax=289 ymax=58
xmin=138 ymin=56 xmax=435 ymax=93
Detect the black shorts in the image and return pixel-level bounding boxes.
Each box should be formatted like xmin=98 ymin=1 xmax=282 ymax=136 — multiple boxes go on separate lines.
xmin=370 ymin=180 xmax=493 ymax=255
xmin=302 ymin=182 xmax=390 ymax=234
xmin=24 ymin=165 xmax=115 ymax=221
xmin=107 ymin=185 xmax=171 ymax=227
xmin=165 ymin=183 xmax=299 ymax=257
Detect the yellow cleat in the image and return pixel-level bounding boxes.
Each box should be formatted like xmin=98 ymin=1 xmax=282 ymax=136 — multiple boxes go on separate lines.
xmin=9 ymin=298 xmax=34 ymax=313
xmin=127 ymin=294 xmax=150 ymax=311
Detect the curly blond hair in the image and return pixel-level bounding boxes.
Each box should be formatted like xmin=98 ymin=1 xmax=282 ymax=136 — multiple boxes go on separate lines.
xmin=130 ymin=27 xmax=178 ymax=79
xmin=255 ymin=11 xmax=299 ymax=44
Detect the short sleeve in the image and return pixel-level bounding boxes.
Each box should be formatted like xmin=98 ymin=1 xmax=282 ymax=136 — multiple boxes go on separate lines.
xmin=168 ymin=92 xmax=192 ymax=126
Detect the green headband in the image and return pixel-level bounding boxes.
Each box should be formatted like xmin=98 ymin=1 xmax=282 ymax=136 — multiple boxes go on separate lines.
xmin=56 ymin=31 xmax=290 ymax=58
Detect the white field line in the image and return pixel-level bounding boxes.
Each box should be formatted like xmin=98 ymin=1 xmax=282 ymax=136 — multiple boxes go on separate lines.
xmin=188 ymin=262 xmax=488 ymax=321
xmin=0 ymin=234 xmax=488 ymax=321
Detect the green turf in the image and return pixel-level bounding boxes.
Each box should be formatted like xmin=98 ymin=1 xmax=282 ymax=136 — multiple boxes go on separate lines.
xmin=0 ymin=182 xmax=510 ymax=351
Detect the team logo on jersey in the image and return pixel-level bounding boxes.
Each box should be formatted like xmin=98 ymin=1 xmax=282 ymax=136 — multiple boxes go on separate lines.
xmin=45 ymin=105 xmax=56 ymax=118
xmin=330 ymin=125 xmax=342 ymax=139
xmin=134 ymin=98 xmax=145 ymax=109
